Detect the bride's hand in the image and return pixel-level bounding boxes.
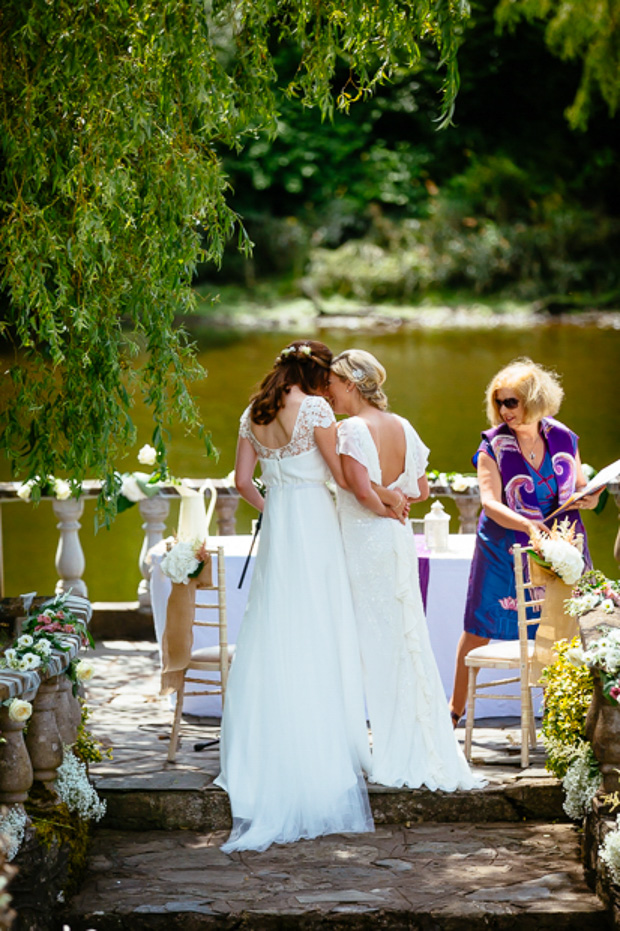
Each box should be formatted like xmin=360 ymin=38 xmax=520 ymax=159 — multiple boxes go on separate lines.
xmin=388 ymin=490 xmax=409 ymax=524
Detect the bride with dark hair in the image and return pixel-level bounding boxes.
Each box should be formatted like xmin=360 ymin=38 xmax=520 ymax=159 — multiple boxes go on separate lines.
xmin=215 ymin=340 xmax=401 ymax=853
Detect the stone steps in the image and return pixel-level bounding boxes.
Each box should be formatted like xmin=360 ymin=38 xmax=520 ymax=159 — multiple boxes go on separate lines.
xmin=60 ymin=821 xmax=609 ymax=930
xmin=97 ymin=777 xmax=567 ymax=834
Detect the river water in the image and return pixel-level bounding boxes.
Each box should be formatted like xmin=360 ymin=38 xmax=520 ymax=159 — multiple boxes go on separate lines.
xmin=1 ymin=322 xmax=619 ymax=601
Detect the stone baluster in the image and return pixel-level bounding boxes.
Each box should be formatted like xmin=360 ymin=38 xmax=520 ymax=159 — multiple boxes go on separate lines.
xmin=453 ymin=496 xmax=481 ymax=534
xmin=55 ymin=674 xmax=82 ymax=747
xmin=25 ymin=676 xmax=63 ymax=789
xmin=215 ymin=491 xmax=239 ymax=536
xmin=52 ymin=497 xmax=87 ymax=597
xmin=138 ymin=496 xmax=170 ymax=608
xmin=0 ymin=703 xmax=34 ymax=805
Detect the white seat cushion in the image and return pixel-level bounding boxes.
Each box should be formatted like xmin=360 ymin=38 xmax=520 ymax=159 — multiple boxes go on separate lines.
xmin=465 ymin=639 xmax=534 ymax=668
xmin=189 ymin=645 xmax=236 ymax=664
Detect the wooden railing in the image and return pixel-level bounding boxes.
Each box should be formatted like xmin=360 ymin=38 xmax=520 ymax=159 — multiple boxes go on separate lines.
xmin=0 ymin=478 xmax=619 ymax=606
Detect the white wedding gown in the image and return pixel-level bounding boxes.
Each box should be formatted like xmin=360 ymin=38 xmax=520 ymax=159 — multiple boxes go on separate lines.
xmin=214 ymin=396 xmax=374 ymax=852
xmin=337 ymin=415 xmax=483 ymax=791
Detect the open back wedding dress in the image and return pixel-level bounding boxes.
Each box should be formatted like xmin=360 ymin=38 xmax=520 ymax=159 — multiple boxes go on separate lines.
xmin=337 ymin=415 xmax=483 ymax=791
xmin=215 ymin=395 xmax=374 ymax=852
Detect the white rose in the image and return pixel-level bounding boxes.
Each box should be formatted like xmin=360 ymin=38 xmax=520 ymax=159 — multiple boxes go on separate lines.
xmin=53 ymin=478 xmax=72 ymax=500
xmin=7 ymin=699 xmax=33 ymax=722
xmin=2 ymin=648 xmax=18 ymax=667
xmin=16 ymin=480 xmax=35 ymax=501
xmin=19 ymin=652 xmax=42 ymax=671
xmin=450 ymin=474 xmax=469 ymax=493
xmin=137 ymin=444 xmax=157 ymax=466
xmin=75 ymin=659 xmax=95 ymax=682
xmin=16 ymin=634 xmax=33 ymax=649
xmin=566 ymin=646 xmax=586 ymax=667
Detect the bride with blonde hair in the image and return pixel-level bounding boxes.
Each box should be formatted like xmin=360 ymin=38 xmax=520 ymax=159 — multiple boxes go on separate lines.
xmin=330 ymin=348 xmax=482 ymax=790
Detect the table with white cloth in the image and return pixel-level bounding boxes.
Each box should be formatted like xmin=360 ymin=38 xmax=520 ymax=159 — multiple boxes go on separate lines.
xmin=149 ymin=532 xmax=540 ymax=718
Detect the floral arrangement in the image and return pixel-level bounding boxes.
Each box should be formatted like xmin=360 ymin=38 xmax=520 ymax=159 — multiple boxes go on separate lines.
xmin=16 ymin=475 xmax=76 ymax=502
xmin=528 ymin=518 xmax=584 ymax=585
xmin=160 ymin=538 xmax=210 ymax=584
xmin=55 ymin=748 xmax=106 ymax=822
xmin=565 ymin=569 xmax=620 ymax=618
xmin=567 ymin=627 xmax=620 ymax=707
xmin=426 ymin=470 xmax=478 ymax=493
xmin=0 ymin=592 xmax=95 ymax=701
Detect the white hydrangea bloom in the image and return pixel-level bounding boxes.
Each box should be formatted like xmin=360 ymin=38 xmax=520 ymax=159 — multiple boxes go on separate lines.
xmin=160 ymin=540 xmax=201 ymax=584
xmin=539 ymin=538 xmax=584 ymax=585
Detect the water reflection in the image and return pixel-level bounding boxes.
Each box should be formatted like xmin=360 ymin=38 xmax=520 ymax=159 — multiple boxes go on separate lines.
xmin=1 ymin=323 xmax=619 ymax=600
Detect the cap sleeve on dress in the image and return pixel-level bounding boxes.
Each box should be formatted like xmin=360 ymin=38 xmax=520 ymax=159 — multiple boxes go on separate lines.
xmin=305 ymin=395 xmax=336 ymax=429
xmin=239 ymin=405 xmax=253 ymax=441
xmin=337 ymin=418 xmax=368 ymax=468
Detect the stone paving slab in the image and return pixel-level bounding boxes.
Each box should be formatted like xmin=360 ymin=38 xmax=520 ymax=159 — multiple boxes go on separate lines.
xmin=84 ymin=641 xmax=565 ymax=833
xmin=61 ymin=822 xmax=609 ymax=930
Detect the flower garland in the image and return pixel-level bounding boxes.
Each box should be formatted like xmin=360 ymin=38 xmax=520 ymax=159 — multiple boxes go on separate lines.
xmin=528 ymin=518 xmax=584 ymax=586
xmin=566 ymin=569 xmax=620 ymax=618
xmin=16 ymin=475 xmax=76 ymax=502
xmin=426 ymin=470 xmax=478 ymax=493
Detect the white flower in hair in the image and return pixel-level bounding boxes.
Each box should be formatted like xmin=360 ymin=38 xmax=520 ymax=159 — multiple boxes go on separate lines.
xmin=351 ymin=368 xmax=364 ymax=381
xmin=299 ymin=344 xmax=312 ymax=356
xmin=281 ymin=347 xmax=293 ymax=357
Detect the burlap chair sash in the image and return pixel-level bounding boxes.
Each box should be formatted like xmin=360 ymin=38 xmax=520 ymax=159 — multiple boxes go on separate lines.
xmin=160 ymin=558 xmax=212 ymax=696
xmin=528 ymin=556 xmax=578 ymax=683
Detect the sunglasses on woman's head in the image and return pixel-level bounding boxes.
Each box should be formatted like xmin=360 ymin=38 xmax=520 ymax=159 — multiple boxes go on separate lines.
xmin=495 ymin=396 xmax=520 ymax=410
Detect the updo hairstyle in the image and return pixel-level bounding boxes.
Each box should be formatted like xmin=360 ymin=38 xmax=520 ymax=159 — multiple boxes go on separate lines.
xmin=250 ymin=340 xmax=332 ymax=425
xmin=485 ymin=357 xmax=564 ymax=426
xmin=331 ymin=349 xmax=388 ymax=411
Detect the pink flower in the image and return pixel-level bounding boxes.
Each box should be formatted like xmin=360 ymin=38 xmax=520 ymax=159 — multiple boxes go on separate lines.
xmin=499 ymin=597 xmax=518 ymax=611
xmin=610 ymin=686 xmax=620 ymax=701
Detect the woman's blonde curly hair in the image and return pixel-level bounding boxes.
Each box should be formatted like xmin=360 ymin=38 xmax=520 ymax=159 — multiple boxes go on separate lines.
xmin=485 ymin=357 xmax=564 ymax=426
xmin=331 ymin=349 xmax=388 ymax=411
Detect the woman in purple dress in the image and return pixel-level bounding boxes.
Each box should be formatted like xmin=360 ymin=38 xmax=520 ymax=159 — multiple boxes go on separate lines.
xmin=448 ymin=358 xmax=600 ymax=727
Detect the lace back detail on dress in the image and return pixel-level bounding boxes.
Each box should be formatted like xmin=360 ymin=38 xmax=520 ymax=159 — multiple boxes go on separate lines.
xmin=240 ymin=396 xmax=335 ymax=460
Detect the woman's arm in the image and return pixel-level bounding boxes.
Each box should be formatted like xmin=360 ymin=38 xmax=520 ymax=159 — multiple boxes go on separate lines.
xmin=478 ymin=452 xmax=546 ymax=535
xmin=315 ymin=424 xmax=405 ymax=517
xmin=234 ymin=436 xmax=264 ymax=512
xmin=342 ymin=455 xmax=400 ymax=519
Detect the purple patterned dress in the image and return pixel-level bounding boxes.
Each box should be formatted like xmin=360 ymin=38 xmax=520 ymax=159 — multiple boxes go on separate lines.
xmin=463 ymin=418 xmax=591 ymax=640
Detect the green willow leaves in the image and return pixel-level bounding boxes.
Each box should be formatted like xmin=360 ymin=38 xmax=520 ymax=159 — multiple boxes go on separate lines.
xmin=0 ymin=0 xmax=467 ymax=517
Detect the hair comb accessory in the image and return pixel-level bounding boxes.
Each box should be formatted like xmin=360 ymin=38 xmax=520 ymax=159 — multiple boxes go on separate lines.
xmin=351 ymin=368 xmax=364 ymax=381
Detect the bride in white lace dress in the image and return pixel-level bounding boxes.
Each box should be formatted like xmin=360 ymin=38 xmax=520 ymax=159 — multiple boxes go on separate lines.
xmin=215 ymin=340 xmax=397 ymax=853
xmin=330 ymin=349 xmax=482 ymax=791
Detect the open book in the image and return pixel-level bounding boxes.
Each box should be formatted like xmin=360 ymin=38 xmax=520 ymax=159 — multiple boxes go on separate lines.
xmin=546 ymin=458 xmax=620 ymax=520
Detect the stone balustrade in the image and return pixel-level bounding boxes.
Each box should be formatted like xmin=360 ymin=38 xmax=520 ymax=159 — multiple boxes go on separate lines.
xmin=0 ymin=594 xmax=91 ymax=810
xmin=0 ymin=478 xmax=619 ymax=607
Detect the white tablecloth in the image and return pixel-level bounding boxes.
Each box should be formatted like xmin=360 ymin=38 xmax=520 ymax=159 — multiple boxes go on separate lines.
xmin=149 ymin=532 xmax=540 ymax=719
